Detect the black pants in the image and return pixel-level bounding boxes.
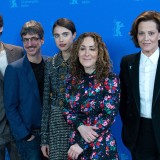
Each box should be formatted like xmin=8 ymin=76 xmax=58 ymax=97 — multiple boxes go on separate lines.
xmin=0 ymin=140 xmax=20 ymax=160
xmin=131 ymin=118 xmax=160 ymax=160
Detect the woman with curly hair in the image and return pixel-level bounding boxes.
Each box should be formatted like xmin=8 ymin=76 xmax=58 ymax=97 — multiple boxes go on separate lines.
xmin=63 ymin=32 xmax=120 ymax=160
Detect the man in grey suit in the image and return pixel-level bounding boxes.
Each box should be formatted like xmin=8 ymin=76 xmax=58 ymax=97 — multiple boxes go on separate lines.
xmin=0 ymin=15 xmax=24 ymax=160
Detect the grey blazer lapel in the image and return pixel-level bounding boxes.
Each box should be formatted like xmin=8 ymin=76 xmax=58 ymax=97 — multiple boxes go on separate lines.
xmin=0 ymin=71 xmax=3 ymax=81
xmin=128 ymin=53 xmax=141 ymax=112
xmin=3 ymin=44 xmax=15 ymax=64
xmin=3 ymin=43 xmax=23 ymax=64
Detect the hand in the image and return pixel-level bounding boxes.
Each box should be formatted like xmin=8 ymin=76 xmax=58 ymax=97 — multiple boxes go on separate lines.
xmin=27 ymin=135 xmax=35 ymax=141
xmin=68 ymin=143 xmax=83 ymax=160
xmin=41 ymin=145 xmax=50 ymax=158
xmin=78 ymin=125 xmax=99 ymax=143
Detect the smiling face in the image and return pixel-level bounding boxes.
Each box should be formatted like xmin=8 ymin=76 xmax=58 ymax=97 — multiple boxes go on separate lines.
xmin=22 ymin=33 xmax=44 ymax=57
xmin=78 ymin=36 xmax=98 ymax=74
xmin=53 ymin=26 xmax=76 ymax=53
xmin=137 ymin=20 xmax=160 ymax=56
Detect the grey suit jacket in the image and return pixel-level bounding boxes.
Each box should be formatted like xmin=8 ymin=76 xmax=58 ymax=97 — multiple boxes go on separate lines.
xmin=0 ymin=42 xmax=24 ymax=145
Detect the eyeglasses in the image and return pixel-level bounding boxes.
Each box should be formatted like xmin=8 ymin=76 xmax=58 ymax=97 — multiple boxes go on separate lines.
xmin=22 ymin=37 xmax=40 ymax=44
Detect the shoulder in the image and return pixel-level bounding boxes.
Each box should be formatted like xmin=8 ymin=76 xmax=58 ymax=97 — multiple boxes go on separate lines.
xmin=45 ymin=57 xmax=53 ymax=64
xmin=44 ymin=53 xmax=61 ymax=73
xmin=103 ymin=73 xmax=120 ymax=93
xmin=45 ymin=53 xmax=60 ymax=63
xmin=3 ymin=43 xmax=24 ymax=58
xmin=120 ymin=52 xmax=140 ymax=63
xmin=104 ymin=72 xmax=120 ymax=86
xmin=7 ymin=56 xmax=24 ymax=69
xmin=65 ymin=74 xmax=76 ymax=84
xmin=42 ymin=55 xmax=50 ymax=62
xmin=105 ymin=72 xmax=119 ymax=81
xmin=4 ymin=43 xmax=23 ymax=51
xmin=66 ymin=74 xmax=73 ymax=82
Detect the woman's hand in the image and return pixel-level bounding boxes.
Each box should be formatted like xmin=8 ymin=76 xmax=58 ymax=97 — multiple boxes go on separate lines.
xmin=77 ymin=125 xmax=99 ymax=143
xmin=41 ymin=145 xmax=50 ymax=158
xmin=68 ymin=143 xmax=83 ymax=160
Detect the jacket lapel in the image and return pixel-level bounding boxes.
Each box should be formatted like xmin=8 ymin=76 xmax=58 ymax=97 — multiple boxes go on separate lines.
xmin=23 ymin=55 xmax=40 ymax=100
xmin=152 ymin=55 xmax=160 ymax=108
xmin=128 ymin=53 xmax=141 ymax=112
xmin=3 ymin=43 xmax=15 ymax=64
xmin=0 ymin=71 xmax=3 ymax=81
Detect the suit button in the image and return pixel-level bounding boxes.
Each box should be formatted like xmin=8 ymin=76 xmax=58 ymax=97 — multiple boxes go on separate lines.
xmin=60 ymin=88 xmax=65 ymax=93
xmin=59 ymin=100 xmax=63 ymax=106
xmin=61 ymin=62 xmax=66 ymax=67
xmin=60 ymin=75 xmax=65 ymax=80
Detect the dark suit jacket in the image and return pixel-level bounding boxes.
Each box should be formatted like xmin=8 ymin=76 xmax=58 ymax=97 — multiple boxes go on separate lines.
xmin=119 ymin=51 xmax=160 ymax=152
xmin=4 ymin=55 xmax=42 ymax=141
xmin=0 ymin=42 xmax=24 ymax=145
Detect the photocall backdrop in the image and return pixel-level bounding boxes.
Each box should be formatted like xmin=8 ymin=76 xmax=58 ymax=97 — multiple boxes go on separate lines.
xmin=0 ymin=0 xmax=160 ymax=159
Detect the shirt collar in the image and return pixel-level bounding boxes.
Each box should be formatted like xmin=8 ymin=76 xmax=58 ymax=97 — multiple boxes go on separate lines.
xmin=140 ymin=48 xmax=159 ymax=65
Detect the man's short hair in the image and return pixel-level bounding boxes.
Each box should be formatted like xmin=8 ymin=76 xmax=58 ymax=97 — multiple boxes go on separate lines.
xmin=20 ymin=20 xmax=44 ymax=39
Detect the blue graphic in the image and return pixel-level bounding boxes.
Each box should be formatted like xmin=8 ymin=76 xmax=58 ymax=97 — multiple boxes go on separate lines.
xmin=1 ymin=1 xmax=159 ymax=160
xmin=69 ymin=0 xmax=91 ymax=5
xmin=9 ymin=0 xmax=18 ymax=8
xmin=21 ymin=0 xmax=39 ymax=7
xmin=113 ymin=19 xmax=124 ymax=37
xmin=70 ymin=0 xmax=78 ymax=5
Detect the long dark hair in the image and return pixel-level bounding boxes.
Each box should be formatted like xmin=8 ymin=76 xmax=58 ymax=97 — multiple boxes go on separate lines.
xmin=52 ymin=18 xmax=76 ymax=35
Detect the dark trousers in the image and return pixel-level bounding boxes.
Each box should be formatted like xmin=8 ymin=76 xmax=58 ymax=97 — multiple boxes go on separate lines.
xmin=0 ymin=140 xmax=20 ymax=160
xmin=131 ymin=117 xmax=160 ymax=160
xmin=16 ymin=131 xmax=48 ymax=160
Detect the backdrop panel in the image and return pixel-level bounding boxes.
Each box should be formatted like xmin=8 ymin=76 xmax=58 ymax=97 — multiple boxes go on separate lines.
xmin=1 ymin=1 xmax=160 ymax=159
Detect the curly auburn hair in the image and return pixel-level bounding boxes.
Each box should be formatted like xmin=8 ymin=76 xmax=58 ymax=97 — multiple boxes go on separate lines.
xmin=130 ymin=10 xmax=160 ymax=47
xmin=70 ymin=32 xmax=112 ymax=83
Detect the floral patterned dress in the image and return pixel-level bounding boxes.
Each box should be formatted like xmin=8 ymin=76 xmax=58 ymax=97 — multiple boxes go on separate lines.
xmin=63 ymin=72 xmax=120 ymax=160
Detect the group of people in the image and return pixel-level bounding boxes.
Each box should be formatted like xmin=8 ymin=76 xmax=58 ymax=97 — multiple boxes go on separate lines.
xmin=0 ymin=10 xmax=160 ymax=160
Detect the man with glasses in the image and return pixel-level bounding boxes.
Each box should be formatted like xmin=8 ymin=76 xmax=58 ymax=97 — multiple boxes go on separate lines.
xmin=0 ymin=15 xmax=24 ymax=160
xmin=4 ymin=20 xmax=47 ymax=160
